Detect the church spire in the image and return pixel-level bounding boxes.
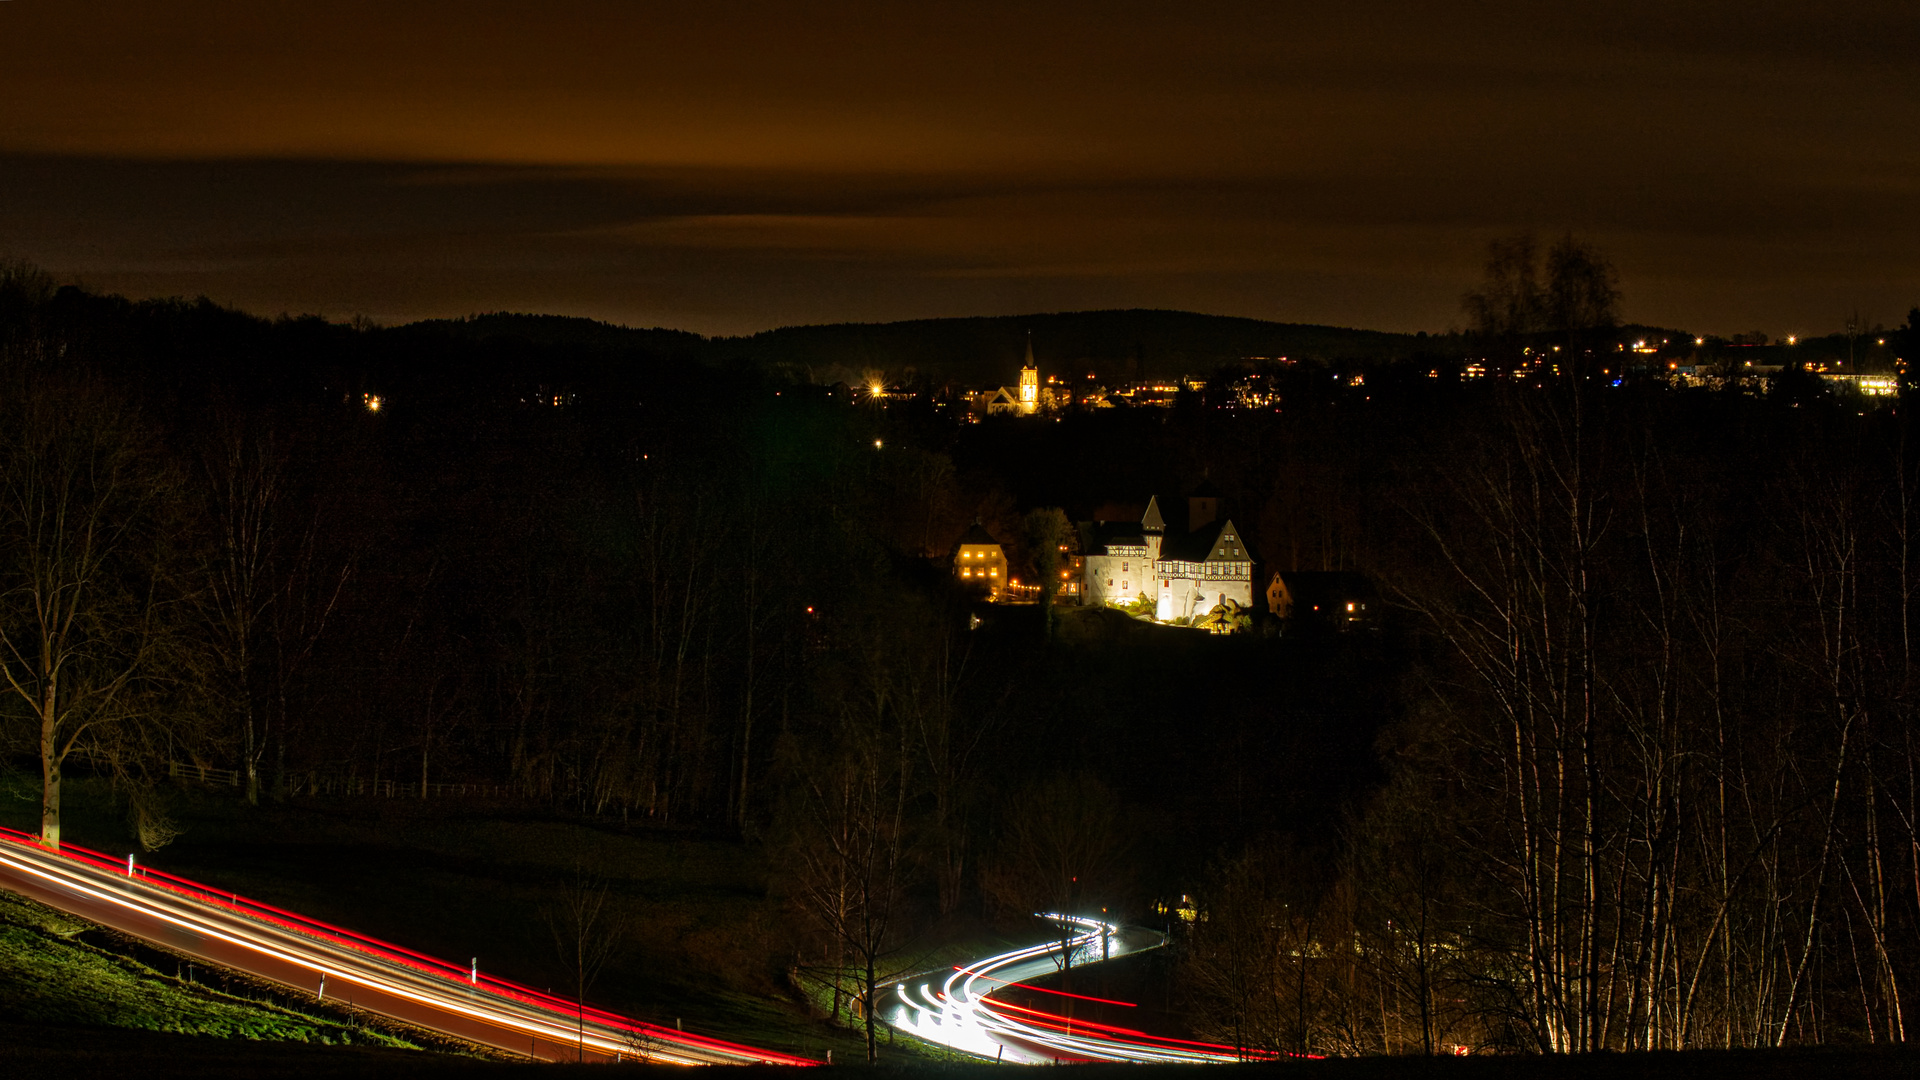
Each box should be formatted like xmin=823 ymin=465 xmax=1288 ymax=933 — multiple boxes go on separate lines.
xmin=1018 ymin=331 xmax=1039 ymax=413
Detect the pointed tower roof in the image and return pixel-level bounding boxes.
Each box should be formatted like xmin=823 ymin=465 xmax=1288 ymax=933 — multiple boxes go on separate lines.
xmin=1023 ymin=332 xmax=1036 ymax=369
xmin=1141 ymin=495 xmax=1166 ymax=533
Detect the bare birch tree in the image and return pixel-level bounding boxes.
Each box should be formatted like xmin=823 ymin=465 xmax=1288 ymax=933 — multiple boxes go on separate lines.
xmin=0 ymin=375 xmax=181 ymax=849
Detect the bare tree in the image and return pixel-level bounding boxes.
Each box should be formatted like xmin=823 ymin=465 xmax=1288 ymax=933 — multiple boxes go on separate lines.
xmin=781 ymin=599 xmax=918 ymax=1062
xmin=0 ymin=375 xmax=183 ymax=850
xmin=980 ymin=773 xmax=1131 ymax=986
xmin=196 ymin=415 xmax=349 ymax=804
xmin=1463 ymin=231 xmax=1620 ymax=357
xmin=545 ymin=862 xmax=628 ymax=1063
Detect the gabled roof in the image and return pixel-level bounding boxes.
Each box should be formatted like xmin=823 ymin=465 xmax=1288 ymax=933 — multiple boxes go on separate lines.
xmin=956 ymin=521 xmax=1002 ymax=548
xmin=1159 ymin=518 xmax=1250 ymax=564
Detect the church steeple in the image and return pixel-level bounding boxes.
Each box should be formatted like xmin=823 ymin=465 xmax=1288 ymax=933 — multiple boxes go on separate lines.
xmin=1018 ymin=331 xmax=1039 ymax=414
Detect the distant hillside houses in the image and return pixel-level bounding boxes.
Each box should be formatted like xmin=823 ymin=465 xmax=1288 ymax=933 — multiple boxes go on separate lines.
xmin=1078 ymin=486 xmax=1254 ymax=623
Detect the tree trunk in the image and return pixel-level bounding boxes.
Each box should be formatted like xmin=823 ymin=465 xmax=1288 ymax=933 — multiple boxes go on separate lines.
xmin=40 ymin=693 xmax=61 ymax=850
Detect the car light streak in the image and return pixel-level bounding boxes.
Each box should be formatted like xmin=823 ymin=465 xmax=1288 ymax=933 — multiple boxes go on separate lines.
xmin=954 ymin=969 xmax=1136 ymax=1007
xmin=0 ymin=828 xmax=812 ymax=1066
xmin=886 ymin=913 xmax=1305 ymax=1063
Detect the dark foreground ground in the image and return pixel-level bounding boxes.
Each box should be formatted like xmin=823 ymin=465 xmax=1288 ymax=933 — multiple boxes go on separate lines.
xmin=3 ymin=1024 xmax=1917 ymax=1080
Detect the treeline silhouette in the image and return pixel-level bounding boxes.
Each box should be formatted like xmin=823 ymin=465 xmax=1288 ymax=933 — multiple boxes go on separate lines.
xmin=7 ymin=260 xmax=1920 ymax=1056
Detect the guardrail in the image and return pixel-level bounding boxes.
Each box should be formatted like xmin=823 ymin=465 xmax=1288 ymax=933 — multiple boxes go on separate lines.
xmin=0 ymin=825 xmax=817 ymax=1065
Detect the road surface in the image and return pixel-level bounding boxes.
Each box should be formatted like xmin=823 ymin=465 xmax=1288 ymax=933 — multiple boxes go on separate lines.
xmin=0 ymin=826 xmax=813 ymax=1066
xmin=883 ymin=914 xmax=1289 ymax=1063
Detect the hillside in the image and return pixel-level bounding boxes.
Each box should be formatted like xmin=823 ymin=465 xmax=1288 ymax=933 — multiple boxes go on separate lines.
xmin=0 ymin=886 xmax=482 ymax=1067
xmin=705 ymin=309 xmax=1442 ymax=385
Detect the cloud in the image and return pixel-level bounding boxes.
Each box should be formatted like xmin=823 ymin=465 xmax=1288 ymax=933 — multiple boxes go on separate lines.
xmin=1 ymin=2 xmax=1916 ymax=332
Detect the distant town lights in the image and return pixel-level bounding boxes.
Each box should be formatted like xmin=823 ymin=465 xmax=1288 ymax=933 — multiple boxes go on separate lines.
xmin=362 ymin=393 xmax=383 ymax=412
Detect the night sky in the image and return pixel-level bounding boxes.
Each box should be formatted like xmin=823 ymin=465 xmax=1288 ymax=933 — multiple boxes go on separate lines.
xmin=3 ymin=0 xmax=1915 ymax=335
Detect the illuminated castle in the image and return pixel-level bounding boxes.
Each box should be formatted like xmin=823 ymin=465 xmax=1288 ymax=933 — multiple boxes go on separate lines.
xmin=1079 ymin=487 xmax=1254 ymax=622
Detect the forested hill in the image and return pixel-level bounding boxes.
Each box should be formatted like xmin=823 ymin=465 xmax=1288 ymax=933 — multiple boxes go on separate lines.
xmin=705 ymin=309 xmax=1441 ymax=384
xmin=401 ymin=312 xmax=705 ymax=354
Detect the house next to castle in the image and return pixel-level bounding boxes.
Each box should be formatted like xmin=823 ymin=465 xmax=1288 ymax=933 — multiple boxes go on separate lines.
xmin=953 ymin=521 xmax=1009 ymax=599
xmin=1079 ymin=489 xmax=1254 ymax=622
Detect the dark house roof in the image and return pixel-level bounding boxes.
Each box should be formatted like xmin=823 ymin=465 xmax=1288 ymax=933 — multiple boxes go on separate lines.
xmin=1078 ymin=519 xmax=1149 ymax=555
xmin=955 ymin=522 xmax=1002 ymax=548
xmin=1159 ymin=519 xmax=1250 ymax=564
xmin=1271 ymin=570 xmax=1374 ymax=607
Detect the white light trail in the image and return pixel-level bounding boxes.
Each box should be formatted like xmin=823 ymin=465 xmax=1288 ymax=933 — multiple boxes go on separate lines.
xmin=884 ymin=913 xmax=1286 ymax=1064
xmin=0 ymin=830 xmax=812 ymax=1066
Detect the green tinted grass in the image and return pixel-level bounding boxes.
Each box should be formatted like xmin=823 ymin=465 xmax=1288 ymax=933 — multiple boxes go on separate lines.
xmin=0 ymin=889 xmax=416 ymax=1047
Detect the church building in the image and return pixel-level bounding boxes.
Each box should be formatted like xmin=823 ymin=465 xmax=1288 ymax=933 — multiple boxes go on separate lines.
xmin=981 ymin=337 xmax=1043 ymax=416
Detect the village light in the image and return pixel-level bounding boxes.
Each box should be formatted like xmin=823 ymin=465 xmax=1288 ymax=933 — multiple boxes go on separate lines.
xmin=874 ymin=438 xmax=883 ymax=449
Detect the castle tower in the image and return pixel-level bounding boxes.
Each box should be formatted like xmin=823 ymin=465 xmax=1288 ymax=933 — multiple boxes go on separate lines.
xmin=1018 ymin=335 xmax=1039 ymax=415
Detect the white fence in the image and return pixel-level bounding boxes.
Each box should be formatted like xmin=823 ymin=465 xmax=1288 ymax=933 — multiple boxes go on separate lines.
xmin=299 ymin=776 xmax=511 ymax=799
xmin=167 ymin=761 xmax=508 ymax=799
xmin=168 ymin=760 xmax=239 ymax=786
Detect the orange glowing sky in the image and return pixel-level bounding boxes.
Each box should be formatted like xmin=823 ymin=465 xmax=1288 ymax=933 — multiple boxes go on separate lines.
xmin=4 ymin=0 xmax=1917 ymax=335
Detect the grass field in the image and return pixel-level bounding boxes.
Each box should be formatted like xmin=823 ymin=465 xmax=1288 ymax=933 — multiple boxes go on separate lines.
xmin=0 ymin=886 xmax=446 ymax=1050
xmin=0 ymin=774 xmax=881 ymax=1062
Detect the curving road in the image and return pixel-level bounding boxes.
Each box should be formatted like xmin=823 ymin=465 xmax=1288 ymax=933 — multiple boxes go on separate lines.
xmin=0 ymin=827 xmax=813 ymax=1066
xmin=883 ymin=914 xmax=1287 ymax=1064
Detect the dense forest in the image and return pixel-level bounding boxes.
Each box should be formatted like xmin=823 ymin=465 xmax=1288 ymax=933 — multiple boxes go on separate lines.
xmin=4 ymin=255 xmax=1920 ymax=1059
